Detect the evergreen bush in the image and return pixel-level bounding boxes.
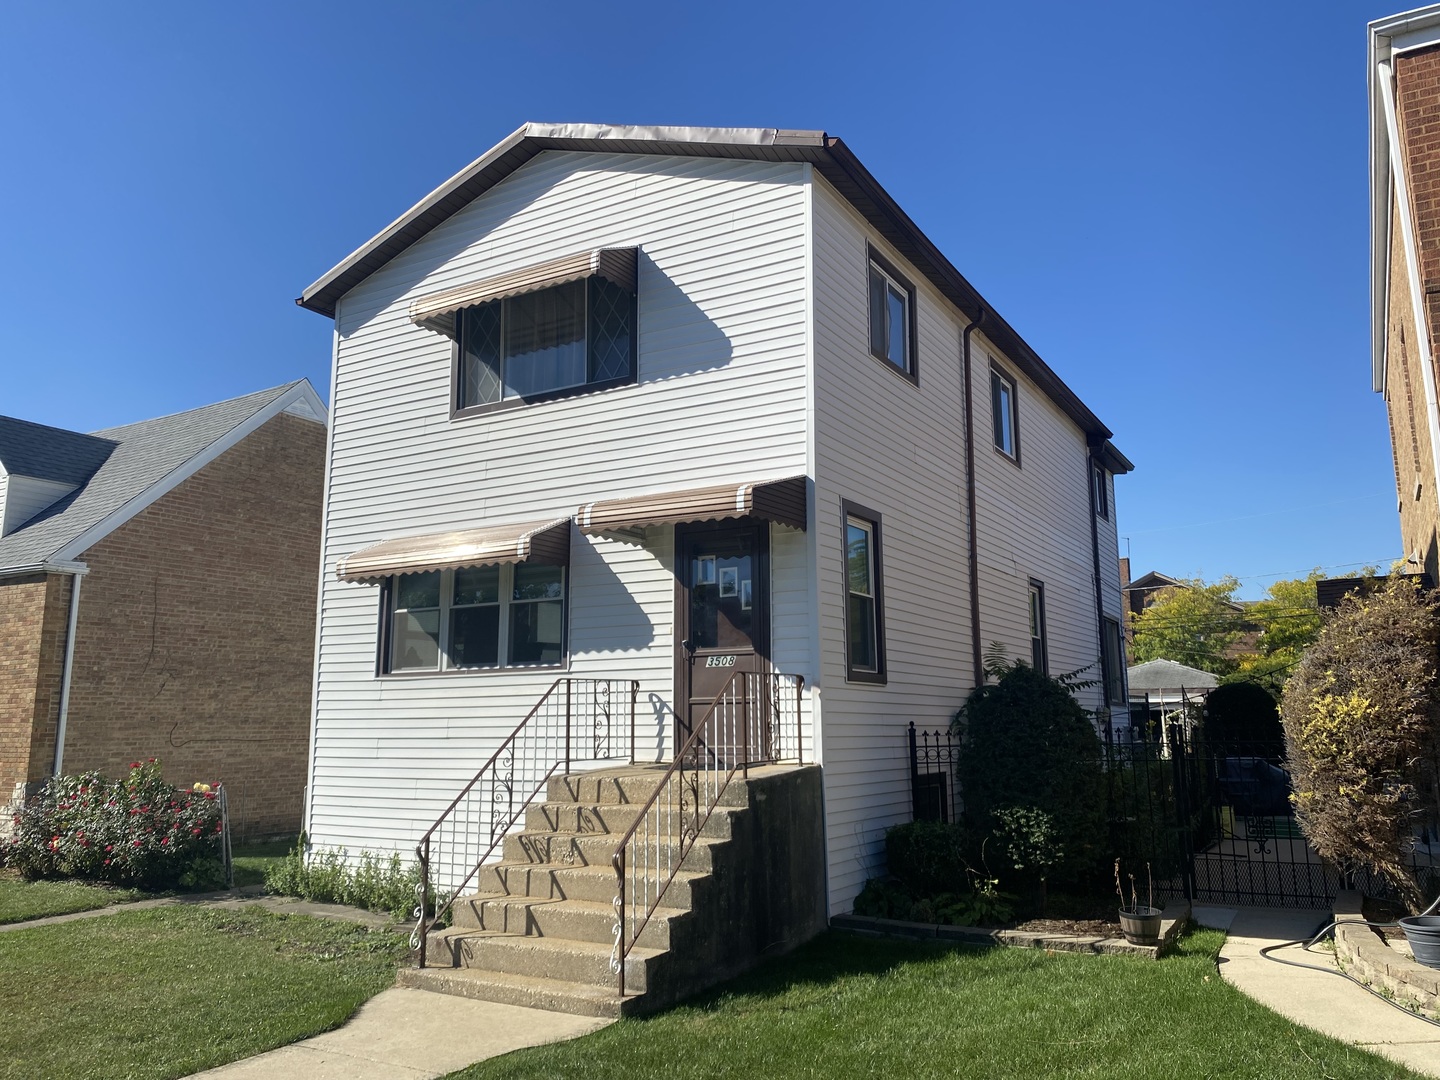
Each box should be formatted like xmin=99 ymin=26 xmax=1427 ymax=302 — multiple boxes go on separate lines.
xmin=954 ymin=659 xmax=1105 ymax=887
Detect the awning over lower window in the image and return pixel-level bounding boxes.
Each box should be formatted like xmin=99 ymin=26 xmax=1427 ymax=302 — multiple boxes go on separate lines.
xmin=576 ymin=476 xmax=807 ymax=534
xmin=336 ymin=518 xmax=571 ymax=582
xmin=409 ymin=247 xmax=639 ymax=338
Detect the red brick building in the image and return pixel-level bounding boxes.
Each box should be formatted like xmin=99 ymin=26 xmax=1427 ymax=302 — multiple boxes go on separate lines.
xmin=1371 ymin=9 xmax=1440 ymax=583
xmin=0 ymin=382 xmax=326 ymax=839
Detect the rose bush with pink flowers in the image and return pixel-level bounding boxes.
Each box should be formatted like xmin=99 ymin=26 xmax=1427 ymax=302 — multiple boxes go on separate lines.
xmin=3 ymin=760 xmax=225 ymax=889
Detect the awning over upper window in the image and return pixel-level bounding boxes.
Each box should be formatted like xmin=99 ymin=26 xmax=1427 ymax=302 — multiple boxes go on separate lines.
xmin=408 ymin=247 xmax=639 ymax=338
xmin=576 ymin=476 xmax=807 ymax=534
xmin=336 ymin=517 xmax=570 ymax=582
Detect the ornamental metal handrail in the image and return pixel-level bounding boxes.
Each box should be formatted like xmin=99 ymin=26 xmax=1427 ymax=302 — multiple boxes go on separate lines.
xmin=412 ymin=677 xmax=639 ymax=962
xmin=610 ymin=670 xmax=804 ymax=996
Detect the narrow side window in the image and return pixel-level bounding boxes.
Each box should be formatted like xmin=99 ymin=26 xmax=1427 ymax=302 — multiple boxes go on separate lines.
xmin=843 ymin=503 xmax=887 ymax=683
xmin=866 ymin=249 xmax=916 ymax=382
xmin=991 ymin=367 xmax=1019 ymax=461
xmin=1028 ymin=579 xmax=1047 ymax=675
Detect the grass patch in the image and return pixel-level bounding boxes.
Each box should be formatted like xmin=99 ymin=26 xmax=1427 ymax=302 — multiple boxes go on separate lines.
xmin=231 ymin=836 xmax=297 ymax=889
xmin=0 ymin=869 xmax=145 ymax=924
xmin=449 ymin=929 xmax=1425 ymax=1080
xmin=0 ymin=905 xmax=406 ymax=1080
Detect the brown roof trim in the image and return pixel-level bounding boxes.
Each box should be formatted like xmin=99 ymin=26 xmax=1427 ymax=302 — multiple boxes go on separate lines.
xmin=576 ymin=476 xmax=807 ymax=534
xmin=337 ymin=517 xmax=570 ymax=582
xmin=297 ymin=123 xmax=1118 ymax=443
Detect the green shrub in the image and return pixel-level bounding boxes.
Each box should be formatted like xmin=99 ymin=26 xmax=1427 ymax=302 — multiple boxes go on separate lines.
xmin=4 ymin=761 xmax=224 ymax=889
xmin=1204 ymin=681 xmax=1283 ymax=755
xmin=954 ymin=659 xmax=1105 ymax=887
xmin=265 ymin=837 xmax=421 ymax=920
xmin=885 ymin=820 xmax=968 ymax=895
xmin=1280 ymin=575 xmax=1440 ymax=909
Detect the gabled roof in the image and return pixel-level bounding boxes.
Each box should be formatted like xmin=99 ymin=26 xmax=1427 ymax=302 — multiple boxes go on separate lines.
xmin=1126 ymin=658 xmax=1220 ymax=691
xmin=297 ymin=122 xmax=1128 ymax=459
xmin=1127 ymin=571 xmax=1184 ymax=591
xmin=0 ymin=381 xmax=327 ymax=573
xmin=0 ymin=418 xmax=116 ymax=485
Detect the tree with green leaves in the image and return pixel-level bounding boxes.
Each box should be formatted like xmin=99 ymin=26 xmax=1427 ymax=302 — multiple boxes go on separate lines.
xmin=1129 ymin=576 xmax=1245 ymax=677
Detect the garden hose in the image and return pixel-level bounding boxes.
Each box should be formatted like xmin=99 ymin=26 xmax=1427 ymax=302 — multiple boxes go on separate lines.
xmin=1256 ymin=893 xmax=1440 ymax=1029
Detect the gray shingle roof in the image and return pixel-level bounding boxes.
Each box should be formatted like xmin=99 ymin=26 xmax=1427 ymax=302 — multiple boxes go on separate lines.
xmin=0 ymin=417 xmax=116 ymax=485
xmin=0 ymin=383 xmax=301 ymax=569
xmin=1126 ymin=658 xmax=1220 ymax=692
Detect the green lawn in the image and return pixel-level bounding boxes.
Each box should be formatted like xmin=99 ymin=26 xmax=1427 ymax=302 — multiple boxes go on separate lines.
xmin=0 ymin=905 xmax=407 ymax=1080
xmin=231 ymin=836 xmax=297 ymax=888
xmin=449 ymin=929 xmax=1424 ymax=1080
xmin=0 ymin=870 xmax=145 ymax=924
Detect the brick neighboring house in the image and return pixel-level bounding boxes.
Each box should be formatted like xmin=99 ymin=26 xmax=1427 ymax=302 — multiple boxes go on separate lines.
xmin=1371 ymin=8 xmax=1440 ymax=582
xmin=1118 ymin=559 xmax=1258 ymax=660
xmin=0 ymin=381 xmax=326 ymax=839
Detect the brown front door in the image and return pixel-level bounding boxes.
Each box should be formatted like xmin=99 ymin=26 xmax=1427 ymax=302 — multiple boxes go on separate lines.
xmin=676 ymin=520 xmax=769 ymax=748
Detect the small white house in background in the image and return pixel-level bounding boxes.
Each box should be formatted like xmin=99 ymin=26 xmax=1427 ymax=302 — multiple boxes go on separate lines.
xmin=297 ymin=123 xmax=1132 ymax=915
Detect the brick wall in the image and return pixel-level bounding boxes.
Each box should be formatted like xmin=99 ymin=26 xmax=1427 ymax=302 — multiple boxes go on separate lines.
xmin=0 ymin=573 xmax=70 ymax=800
xmin=1389 ymin=45 xmax=1440 ymax=580
xmin=60 ymin=412 xmax=325 ymax=839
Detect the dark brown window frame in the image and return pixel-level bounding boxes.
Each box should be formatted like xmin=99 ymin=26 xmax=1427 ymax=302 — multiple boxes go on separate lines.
xmin=374 ymin=565 xmax=570 ymax=678
xmin=990 ymin=363 xmax=1021 ymax=467
xmin=1028 ymin=578 xmax=1048 ymax=676
xmin=1092 ymin=461 xmax=1109 ymax=520
xmin=1102 ymin=615 xmax=1126 ymax=705
xmin=866 ymin=245 xmax=919 ymax=387
xmin=842 ymin=498 xmax=887 ymax=684
xmin=448 ymin=278 xmax=638 ymax=421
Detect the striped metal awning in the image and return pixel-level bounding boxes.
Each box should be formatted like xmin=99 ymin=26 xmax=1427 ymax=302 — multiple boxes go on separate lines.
xmin=408 ymin=247 xmax=638 ymax=338
xmin=576 ymin=476 xmax=807 ymax=534
xmin=337 ymin=518 xmax=570 ymax=582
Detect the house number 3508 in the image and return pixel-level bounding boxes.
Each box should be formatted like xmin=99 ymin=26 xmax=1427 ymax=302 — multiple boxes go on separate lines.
xmin=705 ymin=655 xmax=737 ymax=668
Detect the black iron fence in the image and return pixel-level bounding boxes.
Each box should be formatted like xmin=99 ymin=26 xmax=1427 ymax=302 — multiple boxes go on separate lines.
xmin=907 ymin=719 xmax=1440 ymax=909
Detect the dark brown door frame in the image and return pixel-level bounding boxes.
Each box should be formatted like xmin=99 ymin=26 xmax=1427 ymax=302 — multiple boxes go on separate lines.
xmin=672 ymin=518 xmax=771 ymax=749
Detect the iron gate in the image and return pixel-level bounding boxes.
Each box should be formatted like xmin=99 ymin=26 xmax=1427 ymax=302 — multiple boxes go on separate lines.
xmin=907 ymin=720 xmax=1440 ymax=909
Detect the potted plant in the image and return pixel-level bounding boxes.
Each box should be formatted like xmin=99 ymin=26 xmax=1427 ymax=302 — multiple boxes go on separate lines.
xmin=1116 ymin=859 xmax=1162 ymax=945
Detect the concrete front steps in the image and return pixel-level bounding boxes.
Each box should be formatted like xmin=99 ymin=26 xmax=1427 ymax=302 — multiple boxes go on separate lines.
xmin=399 ymin=762 xmax=826 ymax=1018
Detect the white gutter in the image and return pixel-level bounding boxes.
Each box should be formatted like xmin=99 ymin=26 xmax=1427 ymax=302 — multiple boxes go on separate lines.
xmin=1378 ymin=57 xmax=1440 ymax=504
xmin=51 ymin=568 xmax=84 ymax=776
xmin=0 ymin=560 xmax=89 ymax=580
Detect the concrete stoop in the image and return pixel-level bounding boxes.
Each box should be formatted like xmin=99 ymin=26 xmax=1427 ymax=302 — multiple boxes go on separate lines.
xmin=402 ymin=763 xmax=826 ymax=1018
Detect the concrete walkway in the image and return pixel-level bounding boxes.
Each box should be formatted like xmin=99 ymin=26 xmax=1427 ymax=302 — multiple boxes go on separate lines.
xmin=1199 ymin=904 xmax=1440 ymax=1077
xmin=188 ymin=987 xmax=610 ymax=1079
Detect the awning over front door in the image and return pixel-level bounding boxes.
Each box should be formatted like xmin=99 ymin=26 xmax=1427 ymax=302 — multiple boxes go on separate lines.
xmin=575 ymin=476 xmax=807 ymax=534
xmin=408 ymin=247 xmax=639 ymax=338
xmin=336 ymin=517 xmax=571 ymax=582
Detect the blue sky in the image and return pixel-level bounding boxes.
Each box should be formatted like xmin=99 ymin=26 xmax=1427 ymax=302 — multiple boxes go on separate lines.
xmin=0 ymin=1 xmax=1400 ymax=598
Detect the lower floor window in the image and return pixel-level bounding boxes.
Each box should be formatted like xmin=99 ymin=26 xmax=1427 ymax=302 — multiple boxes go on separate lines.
xmin=386 ymin=564 xmax=565 ymax=673
xmin=1028 ymin=579 xmax=1048 ymax=675
xmin=1103 ymin=616 xmax=1126 ymax=705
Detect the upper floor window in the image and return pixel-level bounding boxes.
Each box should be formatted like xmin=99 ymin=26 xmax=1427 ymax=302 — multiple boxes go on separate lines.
xmin=384 ymin=565 xmax=566 ymax=674
xmin=844 ymin=503 xmax=887 ymax=683
xmin=1028 ymin=579 xmax=1048 ymax=675
xmin=991 ymin=366 xmax=1019 ymax=462
xmin=867 ymin=249 xmax=916 ymax=381
xmin=1092 ymin=461 xmax=1109 ymax=520
xmin=457 ymin=276 xmax=636 ymax=412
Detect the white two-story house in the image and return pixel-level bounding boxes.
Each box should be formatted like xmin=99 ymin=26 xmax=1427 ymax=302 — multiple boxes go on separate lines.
xmin=297 ymin=123 xmax=1131 ymax=958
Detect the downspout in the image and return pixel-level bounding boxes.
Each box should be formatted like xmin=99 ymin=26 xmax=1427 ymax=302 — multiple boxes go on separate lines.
xmin=962 ymin=310 xmax=986 ymax=689
xmin=52 ymin=570 xmax=83 ymax=776
xmin=1380 ymin=58 xmax=1440 ymax=512
xmin=1085 ymin=443 xmax=1113 ymax=745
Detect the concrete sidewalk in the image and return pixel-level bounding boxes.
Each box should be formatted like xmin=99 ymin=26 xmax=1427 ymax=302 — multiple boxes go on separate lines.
xmin=188 ymin=987 xmax=610 ymax=1079
xmin=1200 ymin=904 xmax=1440 ymax=1078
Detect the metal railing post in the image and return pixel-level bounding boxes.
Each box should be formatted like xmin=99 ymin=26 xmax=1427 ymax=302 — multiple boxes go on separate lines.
xmin=417 ymin=838 xmax=431 ymax=968
xmin=630 ymin=680 xmax=638 ymax=764
xmin=614 ymin=847 xmax=627 ymax=997
xmin=564 ymin=679 xmax=572 ymax=774
xmin=796 ymin=677 xmax=804 ymax=765
xmin=742 ymin=675 xmax=751 ymax=778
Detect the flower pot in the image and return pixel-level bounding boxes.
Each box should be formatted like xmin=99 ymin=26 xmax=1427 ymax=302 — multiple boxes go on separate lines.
xmin=1399 ymin=916 xmax=1440 ymax=970
xmin=1119 ymin=906 xmax=1163 ymax=945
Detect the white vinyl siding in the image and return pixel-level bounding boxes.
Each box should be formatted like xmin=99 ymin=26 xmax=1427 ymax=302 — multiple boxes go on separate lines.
xmin=309 ymin=152 xmax=811 ymax=855
xmin=810 ymin=176 xmax=1109 ymax=912
xmin=810 ymin=178 xmax=978 ymax=910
